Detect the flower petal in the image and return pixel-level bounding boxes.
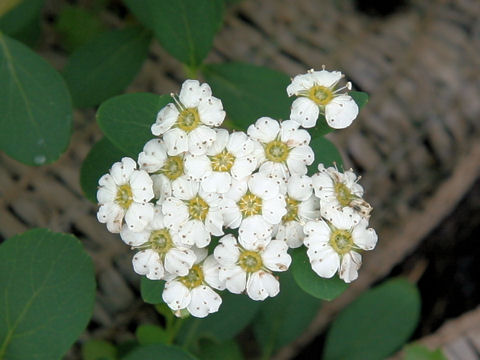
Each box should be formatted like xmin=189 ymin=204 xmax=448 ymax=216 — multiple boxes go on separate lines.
xmin=163 ymin=280 xmax=191 ymax=310
xmin=261 ymin=240 xmax=291 ymax=272
xmin=339 ymin=251 xmax=362 ymax=283
xmin=325 ymin=95 xmax=359 ymax=129
xmin=290 ymin=97 xmax=319 ymax=128
xmin=246 ymin=271 xmax=279 ymax=300
xmin=188 ymin=285 xmax=222 ymax=318
xmin=163 ymin=128 xmax=188 ymax=156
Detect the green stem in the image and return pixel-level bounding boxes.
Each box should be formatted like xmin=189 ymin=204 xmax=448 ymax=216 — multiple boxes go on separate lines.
xmin=167 ymin=317 xmax=184 ymax=344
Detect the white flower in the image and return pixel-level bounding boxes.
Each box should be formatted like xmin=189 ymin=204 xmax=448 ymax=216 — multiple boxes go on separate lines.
xmin=162 ymin=177 xmax=224 ymax=248
xmin=120 ymin=207 xmax=196 ymax=280
xmin=97 ymin=157 xmax=154 ymax=233
xmin=312 ymin=163 xmax=372 ymax=223
xmin=151 ymin=80 xmax=225 ymax=156
xmin=287 ymin=68 xmax=359 ymax=129
xmin=162 ymin=255 xmax=224 ymax=318
xmin=275 ymin=175 xmax=320 ymax=248
xmin=247 ymin=117 xmax=314 ymax=186
xmin=197 ymin=129 xmax=258 ymax=194
xmin=221 ymin=173 xmax=287 ymax=247
xmin=304 ymin=213 xmax=377 ymax=283
xmin=214 ymin=234 xmax=291 ymax=301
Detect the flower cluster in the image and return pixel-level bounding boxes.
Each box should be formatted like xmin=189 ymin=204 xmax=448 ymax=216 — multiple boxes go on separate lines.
xmin=97 ymin=69 xmax=377 ymax=318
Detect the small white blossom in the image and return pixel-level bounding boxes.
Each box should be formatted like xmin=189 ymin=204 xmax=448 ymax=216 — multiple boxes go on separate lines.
xmin=214 ymin=234 xmax=291 ymax=301
xmin=162 ymin=254 xmax=224 ymax=318
xmin=312 ymin=163 xmax=372 ymax=223
xmin=287 ymin=68 xmax=359 ymax=129
xmin=120 ymin=207 xmax=196 ymax=280
xmin=199 ymin=129 xmax=258 ymax=194
xmin=275 ymin=175 xmax=320 ymax=248
xmin=97 ymin=157 xmax=154 ymax=233
xmin=151 ymin=80 xmax=225 ymax=156
xmin=304 ymin=212 xmax=377 ymax=283
xmin=247 ymin=117 xmax=314 ymax=187
xmin=221 ymin=173 xmax=287 ymax=247
xmin=162 ymin=177 xmax=224 ymax=248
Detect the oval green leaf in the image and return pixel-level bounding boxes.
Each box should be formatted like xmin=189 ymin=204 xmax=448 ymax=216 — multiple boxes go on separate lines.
xmin=136 ymin=324 xmax=169 ymax=345
xmin=140 ymin=277 xmax=166 ymax=304
xmin=82 ymin=340 xmax=118 ymax=360
xmin=0 ymin=0 xmax=43 ymax=39
xmin=403 ymin=344 xmax=447 ymax=360
xmin=203 ymin=62 xmax=292 ymax=130
xmin=310 ymin=90 xmax=369 ymax=138
xmin=97 ymin=92 xmax=171 ymax=157
xmin=0 ymin=33 xmax=73 ymax=165
xmin=291 ymin=248 xmax=348 ymax=301
xmin=254 ymin=272 xmax=321 ymax=357
xmin=178 ymin=292 xmax=261 ymax=345
xmin=80 ymin=137 xmax=127 ymax=203
xmin=197 ymin=339 xmax=243 ymax=360
xmin=63 ymin=27 xmax=151 ymax=108
xmin=123 ymin=344 xmax=197 ymax=360
xmin=324 ymin=278 xmax=421 ymax=360
xmin=0 ymin=228 xmax=96 ymax=360
xmin=308 ymin=136 xmax=343 ymax=176
xmin=124 ymin=0 xmax=222 ymax=67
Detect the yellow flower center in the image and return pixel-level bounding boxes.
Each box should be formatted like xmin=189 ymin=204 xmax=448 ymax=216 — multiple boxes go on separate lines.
xmin=308 ymin=85 xmax=333 ymax=106
xmin=115 ymin=184 xmax=133 ymax=209
xmin=176 ymin=107 xmax=201 ymax=132
xmin=282 ymin=196 xmax=300 ymax=222
xmin=161 ymin=156 xmax=184 ymax=180
xmin=265 ymin=140 xmax=290 ymax=162
xmin=238 ymin=192 xmax=263 ymax=218
xmin=180 ymin=265 xmax=204 ymax=289
xmin=334 ymin=182 xmax=354 ymax=208
xmin=329 ymin=229 xmax=353 ymax=255
xmin=188 ymin=196 xmax=209 ymax=221
xmin=238 ymin=250 xmax=263 ymax=273
xmin=149 ymin=229 xmax=173 ymax=255
xmin=210 ymin=150 xmax=236 ymax=172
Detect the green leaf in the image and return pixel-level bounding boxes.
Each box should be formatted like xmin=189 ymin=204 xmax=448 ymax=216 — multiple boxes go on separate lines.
xmin=403 ymin=344 xmax=447 ymax=360
xmin=141 ymin=277 xmax=166 ymax=304
xmin=97 ymin=93 xmax=171 ymax=157
xmin=0 ymin=33 xmax=73 ymax=166
xmin=291 ymin=248 xmax=348 ymax=301
xmin=254 ymin=272 xmax=321 ymax=357
xmin=178 ymin=292 xmax=261 ymax=345
xmin=197 ymin=339 xmax=243 ymax=360
xmin=63 ymin=27 xmax=151 ymax=108
xmin=308 ymin=136 xmax=343 ymax=175
xmin=0 ymin=228 xmax=96 ymax=360
xmin=80 ymin=137 xmax=127 ymax=203
xmin=55 ymin=5 xmax=105 ymax=53
xmin=0 ymin=0 xmax=43 ymax=41
xmin=350 ymin=91 xmax=369 ymax=110
xmin=82 ymin=340 xmax=118 ymax=360
xmin=202 ymin=62 xmax=292 ymax=130
xmin=123 ymin=344 xmax=197 ymax=360
xmin=324 ymin=278 xmax=421 ymax=360
xmin=310 ymin=90 xmax=369 ymax=139
xmin=136 ymin=324 xmax=169 ymax=345
xmin=124 ymin=0 xmax=222 ymax=67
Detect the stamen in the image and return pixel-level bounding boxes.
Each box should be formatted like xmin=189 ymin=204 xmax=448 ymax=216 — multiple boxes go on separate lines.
xmin=170 ymin=93 xmax=185 ymax=111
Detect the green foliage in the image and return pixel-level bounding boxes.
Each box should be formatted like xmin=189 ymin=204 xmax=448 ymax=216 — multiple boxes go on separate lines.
xmin=324 ymin=278 xmax=421 ymax=360
xmin=123 ymin=344 xmax=197 ymax=360
xmin=80 ymin=137 xmax=127 ymax=203
xmin=197 ymin=339 xmax=243 ymax=360
xmin=310 ymin=90 xmax=369 ymax=138
xmin=63 ymin=27 xmax=151 ymax=108
xmin=254 ymin=272 xmax=321 ymax=357
xmin=178 ymin=292 xmax=261 ymax=345
xmin=124 ymin=0 xmax=223 ymax=68
xmin=140 ymin=277 xmax=166 ymax=304
xmin=0 ymin=0 xmax=43 ymax=44
xmin=55 ymin=5 xmax=105 ymax=52
xmin=136 ymin=324 xmax=169 ymax=345
xmin=203 ymin=62 xmax=292 ymax=130
xmin=0 ymin=33 xmax=73 ymax=166
xmin=403 ymin=344 xmax=447 ymax=360
xmin=96 ymin=93 xmax=171 ymax=157
xmin=291 ymin=248 xmax=348 ymax=301
xmin=0 ymin=229 xmax=96 ymax=360
xmin=308 ymin=136 xmax=343 ymax=175
xmin=82 ymin=340 xmax=118 ymax=360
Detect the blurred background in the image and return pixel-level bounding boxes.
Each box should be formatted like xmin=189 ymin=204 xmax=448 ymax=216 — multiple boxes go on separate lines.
xmin=0 ymin=0 xmax=479 ymax=358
